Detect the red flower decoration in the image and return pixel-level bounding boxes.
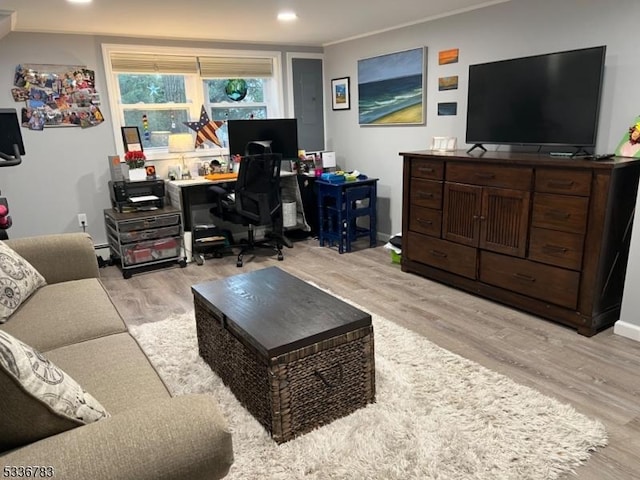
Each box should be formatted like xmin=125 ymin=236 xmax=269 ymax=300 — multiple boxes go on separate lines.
xmin=124 ymin=150 xmax=146 ymax=168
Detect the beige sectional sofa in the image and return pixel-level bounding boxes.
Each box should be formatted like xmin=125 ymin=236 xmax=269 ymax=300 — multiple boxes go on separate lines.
xmin=0 ymin=233 xmax=233 ymax=480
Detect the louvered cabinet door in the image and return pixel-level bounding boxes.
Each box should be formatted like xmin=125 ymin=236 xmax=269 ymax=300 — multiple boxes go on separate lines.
xmin=442 ymin=183 xmax=482 ymax=247
xmin=479 ymin=187 xmax=530 ymax=257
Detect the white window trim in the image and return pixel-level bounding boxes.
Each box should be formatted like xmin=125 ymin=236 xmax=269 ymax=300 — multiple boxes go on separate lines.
xmin=101 ymin=43 xmax=285 ymax=162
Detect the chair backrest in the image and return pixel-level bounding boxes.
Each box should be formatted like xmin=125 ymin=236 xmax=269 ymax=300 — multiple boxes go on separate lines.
xmin=234 ymin=153 xmax=282 ymax=225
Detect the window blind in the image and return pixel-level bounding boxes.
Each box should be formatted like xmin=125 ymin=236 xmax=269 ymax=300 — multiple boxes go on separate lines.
xmin=110 ymin=53 xmax=199 ymax=74
xmin=198 ymin=56 xmax=273 ymax=77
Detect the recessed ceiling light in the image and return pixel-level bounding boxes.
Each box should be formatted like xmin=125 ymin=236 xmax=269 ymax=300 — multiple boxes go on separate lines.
xmin=67 ymin=0 xmax=93 ymax=4
xmin=277 ymin=11 xmax=298 ymax=22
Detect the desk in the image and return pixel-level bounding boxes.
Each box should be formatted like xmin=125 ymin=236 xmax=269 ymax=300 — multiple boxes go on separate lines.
xmin=166 ymin=177 xmax=235 ymax=231
xmin=317 ymin=178 xmax=378 ymax=253
xmin=167 ymin=173 xmax=311 ymax=263
xmin=166 ymin=173 xmax=311 ymax=233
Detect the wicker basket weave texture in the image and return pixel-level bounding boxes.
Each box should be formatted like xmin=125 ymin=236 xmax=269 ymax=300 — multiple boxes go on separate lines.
xmin=195 ymin=297 xmax=375 ymax=443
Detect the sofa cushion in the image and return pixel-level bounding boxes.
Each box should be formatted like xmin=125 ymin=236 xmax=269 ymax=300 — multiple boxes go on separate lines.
xmin=1 ymin=278 xmax=127 ymax=352
xmin=0 ymin=241 xmax=46 ymax=323
xmin=0 ymin=330 xmax=109 ymax=451
xmin=45 ymin=332 xmax=171 ymax=415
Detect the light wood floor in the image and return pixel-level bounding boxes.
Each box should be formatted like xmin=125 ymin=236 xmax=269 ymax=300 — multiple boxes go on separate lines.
xmin=100 ymin=238 xmax=640 ymax=480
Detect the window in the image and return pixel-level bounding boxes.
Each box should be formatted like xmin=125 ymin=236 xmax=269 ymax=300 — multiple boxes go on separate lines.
xmin=119 ymin=73 xmax=192 ymax=149
xmin=102 ymin=45 xmax=283 ymax=158
xmin=204 ymin=78 xmax=270 ymax=148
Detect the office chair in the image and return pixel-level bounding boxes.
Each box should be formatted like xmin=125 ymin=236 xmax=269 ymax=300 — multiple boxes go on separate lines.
xmin=208 ymin=152 xmax=285 ymax=267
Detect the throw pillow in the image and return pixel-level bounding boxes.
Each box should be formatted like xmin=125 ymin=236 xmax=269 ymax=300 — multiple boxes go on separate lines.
xmin=0 ymin=241 xmax=47 ymax=322
xmin=0 ymin=330 xmax=110 ymax=451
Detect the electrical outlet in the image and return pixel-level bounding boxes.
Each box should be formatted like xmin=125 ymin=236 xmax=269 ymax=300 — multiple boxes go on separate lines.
xmin=77 ymin=213 xmax=87 ymax=228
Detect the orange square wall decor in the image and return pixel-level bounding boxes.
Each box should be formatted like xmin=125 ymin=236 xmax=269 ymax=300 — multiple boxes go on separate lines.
xmin=438 ymin=48 xmax=459 ymax=65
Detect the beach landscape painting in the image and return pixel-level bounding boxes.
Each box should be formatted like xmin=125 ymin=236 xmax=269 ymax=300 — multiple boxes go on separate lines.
xmin=358 ymin=47 xmax=425 ymax=125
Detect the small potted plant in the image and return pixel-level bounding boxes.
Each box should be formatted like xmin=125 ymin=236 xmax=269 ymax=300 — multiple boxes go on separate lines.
xmin=124 ymin=151 xmax=146 ymax=181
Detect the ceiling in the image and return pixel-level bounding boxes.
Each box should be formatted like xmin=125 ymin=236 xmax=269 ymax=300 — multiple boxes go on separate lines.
xmin=0 ymin=0 xmax=506 ymax=47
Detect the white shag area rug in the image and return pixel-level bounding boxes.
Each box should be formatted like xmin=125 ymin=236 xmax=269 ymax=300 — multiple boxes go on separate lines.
xmin=129 ymin=299 xmax=606 ymax=480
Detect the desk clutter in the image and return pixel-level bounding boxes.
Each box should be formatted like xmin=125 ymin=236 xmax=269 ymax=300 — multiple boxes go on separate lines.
xmin=105 ymin=148 xmax=323 ymax=270
xmin=320 ymin=170 xmax=367 ymax=184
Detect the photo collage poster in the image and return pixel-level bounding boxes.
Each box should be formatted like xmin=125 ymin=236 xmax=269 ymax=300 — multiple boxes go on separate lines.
xmin=12 ymin=64 xmax=104 ymax=130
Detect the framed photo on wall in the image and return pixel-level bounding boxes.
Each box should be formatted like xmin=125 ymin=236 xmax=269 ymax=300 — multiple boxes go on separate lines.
xmin=331 ymin=77 xmax=350 ymax=110
xmin=121 ymin=126 xmax=143 ymax=152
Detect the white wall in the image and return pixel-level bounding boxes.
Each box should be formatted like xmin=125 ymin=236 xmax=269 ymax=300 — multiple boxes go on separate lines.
xmin=0 ymin=32 xmax=320 ymax=243
xmin=323 ymin=0 xmax=640 ymax=337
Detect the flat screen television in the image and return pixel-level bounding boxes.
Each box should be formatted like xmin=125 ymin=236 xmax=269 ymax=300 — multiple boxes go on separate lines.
xmin=0 ymin=108 xmax=25 ymax=163
xmin=227 ymin=119 xmax=298 ymax=160
xmin=465 ymin=46 xmax=606 ymax=152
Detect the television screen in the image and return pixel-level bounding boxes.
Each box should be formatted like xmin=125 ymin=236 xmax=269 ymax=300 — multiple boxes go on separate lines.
xmin=466 ymin=46 xmax=606 ymax=149
xmin=0 ymin=108 xmax=25 ymax=160
xmin=227 ymin=119 xmax=298 ymax=160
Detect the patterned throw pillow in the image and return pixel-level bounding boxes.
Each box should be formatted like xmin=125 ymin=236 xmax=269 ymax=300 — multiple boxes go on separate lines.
xmin=0 ymin=241 xmax=47 ymax=322
xmin=0 ymin=330 xmax=110 ymax=450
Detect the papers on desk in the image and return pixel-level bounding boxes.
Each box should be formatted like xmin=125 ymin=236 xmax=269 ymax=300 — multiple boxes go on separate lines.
xmin=129 ymin=195 xmax=160 ymax=203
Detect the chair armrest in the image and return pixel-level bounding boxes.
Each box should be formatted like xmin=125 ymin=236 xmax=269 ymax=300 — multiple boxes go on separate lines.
xmin=0 ymin=395 xmax=233 ymax=480
xmin=5 ymin=233 xmax=99 ymax=284
xmin=207 ymin=185 xmax=233 ymax=217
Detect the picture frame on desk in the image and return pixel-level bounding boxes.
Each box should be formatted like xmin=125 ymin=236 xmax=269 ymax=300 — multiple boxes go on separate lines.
xmin=121 ymin=126 xmax=143 ymax=152
xmin=431 ymin=136 xmax=457 ymax=152
xmin=145 ymin=164 xmax=156 ymax=179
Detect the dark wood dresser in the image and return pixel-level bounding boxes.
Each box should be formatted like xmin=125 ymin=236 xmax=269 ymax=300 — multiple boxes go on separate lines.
xmin=400 ymin=150 xmax=640 ymax=336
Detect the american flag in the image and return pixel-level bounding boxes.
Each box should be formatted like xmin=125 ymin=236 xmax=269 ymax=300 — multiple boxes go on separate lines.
xmin=184 ymin=106 xmax=224 ymax=148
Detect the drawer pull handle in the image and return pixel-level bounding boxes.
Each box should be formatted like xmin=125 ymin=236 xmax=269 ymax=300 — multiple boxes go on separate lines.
xmin=546 ymin=210 xmax=570 ymax=220
xmin=418 ymin=193 xmax=434 ymax=199
xmin=417 ymin=218 xmax=433 ymax=225
xmin=542 ymin=244 xmax=569 ymax=255
xmin=315 ymin=364 xmax=343 ymax=388
xmin=430 ymin=249 xmax=448 ymax=258
xmin=418 ymin=167 xmax=434 ymax=173
xmin=547 ymin=180 xmax=574 ymax=189
xmin=513 ymin=273 xmax=536 ymax=282
xmin=476 ymin=172 xmax=496 ymax=179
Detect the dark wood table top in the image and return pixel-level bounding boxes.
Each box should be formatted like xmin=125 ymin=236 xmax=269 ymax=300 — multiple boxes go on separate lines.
xmin=192 ymin=266 xmax=371 ymax=359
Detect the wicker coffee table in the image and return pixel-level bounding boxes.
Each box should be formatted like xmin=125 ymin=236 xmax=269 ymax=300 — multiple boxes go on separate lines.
xmin=192 ymin=266 xmax=375 ymax=444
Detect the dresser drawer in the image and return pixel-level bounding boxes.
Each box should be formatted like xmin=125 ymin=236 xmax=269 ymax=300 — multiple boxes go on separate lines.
xmin=446 ymin=162 xmax=532 ymax=190
xmin=535 ymin=168 xmax=591 ymax=196
xmin=410 ymin=158 xmax=444 ymax=180
xmin=410 ymin=179 xmax=442 ymax=209
xmin=409 ymin=206 xmax=442 ymax=237
xmin=528 ymin=227 xmax=584 ymax=271
xmin=480 ymin=251 xmax=579 ymax=309
xmin=531 ymin=193 xmax=589 ymax=234
xmin=407 ymin=232 xmax=476 ymax=279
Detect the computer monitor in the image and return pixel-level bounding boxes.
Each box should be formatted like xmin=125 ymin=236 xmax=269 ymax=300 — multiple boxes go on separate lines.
xmin=227 ymin=119 xmax=299 ymax=160
xmin=0 ymin=108 xmax=25 ymax=164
